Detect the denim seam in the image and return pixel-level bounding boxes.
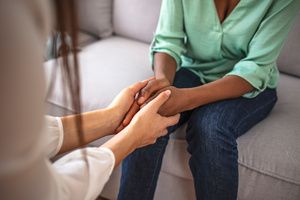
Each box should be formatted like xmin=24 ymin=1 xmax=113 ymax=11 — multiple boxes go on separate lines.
xmin=144 ymin=142 xmax=166 ymax=199
xmin=234 ymin=97 xmax=277 ymax=134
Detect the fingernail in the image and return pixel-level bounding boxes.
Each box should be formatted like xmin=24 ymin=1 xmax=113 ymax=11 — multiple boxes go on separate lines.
xmin=165 ymin=90 xmax=171 ymax=96
xmin=138 ymin=97 xmax=144 ymax=104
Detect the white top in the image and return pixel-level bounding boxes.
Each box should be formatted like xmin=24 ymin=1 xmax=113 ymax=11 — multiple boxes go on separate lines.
xmin=0 ymin=0 xmax=115 ymax=199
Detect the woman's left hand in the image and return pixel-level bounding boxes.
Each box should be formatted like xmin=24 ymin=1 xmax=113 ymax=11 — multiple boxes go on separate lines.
xmin=108 ymin=78 xmax=153 ymax=131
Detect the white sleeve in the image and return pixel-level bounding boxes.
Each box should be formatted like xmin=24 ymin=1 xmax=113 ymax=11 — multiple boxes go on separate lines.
xmin=44 ymin=116 xmax=116 ymax=199
xmin=53 ymin=147 xmax=115 ymax=200
xmin=45 ymin=116 xmax=64 ymax=158
xmin=0 ymin=1 xmax=115 ymax=199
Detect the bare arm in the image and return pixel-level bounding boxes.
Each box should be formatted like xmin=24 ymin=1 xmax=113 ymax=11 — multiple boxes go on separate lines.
xmin=142 ymin=53 xmax=254 ymax=116
xmin=186 ymin=75 xmax=254 ymax=110
xmin=59 ymin=108 xmax=119 ymax=154
xmin=153 ymin=52 xmax=177 ymax=84
xmin=58 ymin=80 xmax=151 ymax=154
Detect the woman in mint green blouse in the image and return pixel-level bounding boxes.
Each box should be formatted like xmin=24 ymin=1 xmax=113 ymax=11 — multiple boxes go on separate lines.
xmin=118 ymin=0 xmax=300 ymax=199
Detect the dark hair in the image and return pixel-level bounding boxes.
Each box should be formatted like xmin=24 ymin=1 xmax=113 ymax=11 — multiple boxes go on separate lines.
xmin=48 ymin=0 xmax=85 ymax=150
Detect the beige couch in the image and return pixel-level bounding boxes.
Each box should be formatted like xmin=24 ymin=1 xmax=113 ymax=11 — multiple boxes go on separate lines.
xmin=45 ymin=0 xmax=300 ymax=199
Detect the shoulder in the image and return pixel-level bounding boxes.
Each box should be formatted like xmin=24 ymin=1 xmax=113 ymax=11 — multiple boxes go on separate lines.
xmin=0 ymin=0 xmax=52 ymax=41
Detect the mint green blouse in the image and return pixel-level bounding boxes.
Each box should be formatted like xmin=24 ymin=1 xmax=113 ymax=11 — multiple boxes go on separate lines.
xmin=150 ymin=0 xmax=300 ymax=98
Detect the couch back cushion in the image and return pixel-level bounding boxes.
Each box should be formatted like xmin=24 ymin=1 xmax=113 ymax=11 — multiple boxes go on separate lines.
xmin=277 ymin=13 xmax=300 ymax=77
xmin=113 ymin=0 xmax=162 ymax=43
xmin=77 ymin=0 xmax=113 ymax=38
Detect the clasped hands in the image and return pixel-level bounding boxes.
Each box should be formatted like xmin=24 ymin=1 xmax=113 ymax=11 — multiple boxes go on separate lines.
xmin=115 ymin=77 xmax=188 ymax=132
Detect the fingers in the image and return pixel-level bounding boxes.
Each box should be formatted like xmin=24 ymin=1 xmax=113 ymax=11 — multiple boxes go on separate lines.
xmin=163 ymin=113 xmax=180 ymax=127
xmin=122 ymin=101 xmax=140 ymax=126
xmin=140 ymin=94 xmax=156 ymax=109
xmin=145 ymin=90 xmax=171 ymax=112
xmin=137 ymin=79 xmax=169 ymax=105
xmin=160 ymin=129 xmax=168 ymax=137
xmin=115 ymin=124 xmax=124 ymax=133
xmin=128 ymin=77 xmax=154 ymax=95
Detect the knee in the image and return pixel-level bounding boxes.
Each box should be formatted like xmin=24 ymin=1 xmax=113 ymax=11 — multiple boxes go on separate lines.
xmin=186 ymin=110 xmax=237 ymax=155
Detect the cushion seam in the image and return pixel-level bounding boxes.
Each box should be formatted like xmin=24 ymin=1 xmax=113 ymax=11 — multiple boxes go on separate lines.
xmin=161 ymin=162 xmax=300 ymax=186
xmin=238 ymin=161 xmax=300 ymax=185
xmin=46 ymin=100 xmax=74 ymax=113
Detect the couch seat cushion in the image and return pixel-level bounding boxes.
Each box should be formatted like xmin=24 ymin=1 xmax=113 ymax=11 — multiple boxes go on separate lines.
xmin=162 ymin=74 xmax=300 ymax=187
xmin=78 ymin=31 xmax=99 ymax=48
xmin=44 ymin=36 xmax=153 ymax=111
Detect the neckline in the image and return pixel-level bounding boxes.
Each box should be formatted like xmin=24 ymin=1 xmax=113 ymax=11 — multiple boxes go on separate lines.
xmin=211 ymin=0 xmax=243 ymax=28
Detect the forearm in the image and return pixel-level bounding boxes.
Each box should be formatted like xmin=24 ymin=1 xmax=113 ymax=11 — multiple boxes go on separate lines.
xmin=59 ymin=107 xmax=119 ymax=154
xmin=185 ymin=75 xmax=254 ymax=110
xmin=101 ymin=128 xmax=136 ymax=167
xmin=153 ymin=52 xmax=177 ymax=84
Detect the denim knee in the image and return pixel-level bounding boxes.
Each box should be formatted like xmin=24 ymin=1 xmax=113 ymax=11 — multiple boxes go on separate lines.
xmin=186 ymin=109 xmax=237 ymax=157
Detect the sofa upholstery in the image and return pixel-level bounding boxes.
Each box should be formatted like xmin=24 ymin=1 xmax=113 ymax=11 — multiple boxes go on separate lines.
xmin=45 ymin=1 xmax=300 ymax=199
xmin=277 ymin=14 xmax=300 ymax=77
xmin=113 ymin=0 xmax=162 ymax=43
xmin=77 ymin=0 xmax=113 ymax=38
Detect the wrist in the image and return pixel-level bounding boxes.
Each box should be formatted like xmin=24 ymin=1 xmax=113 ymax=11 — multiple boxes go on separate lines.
xmin=155 ymin=75 xmax=172 ymax=86
xmin=104 ymin=126 xmax=137 ymax=154
xmin=154 ymin=68 xmax=174 ymax=85
xmin=97 ymin=107 xmax=120 ymax=134
xmin=101 ymin=127 xmax=137 ymax=166
xmin=120 ymin=126 xmax=139 ymax=151
xmin=181 ymin=87 xmax=206 ymax=111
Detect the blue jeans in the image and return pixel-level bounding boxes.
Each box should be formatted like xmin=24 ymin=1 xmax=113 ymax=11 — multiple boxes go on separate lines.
xmin=118 ymin=68 xmax=277 ymax=200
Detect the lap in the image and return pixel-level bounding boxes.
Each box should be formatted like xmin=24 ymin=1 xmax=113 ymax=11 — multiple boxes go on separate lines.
xmin=170 ymin=68 xmax=277 ymax=141
xmin=187 ymin=88 xmax=278 ymax=139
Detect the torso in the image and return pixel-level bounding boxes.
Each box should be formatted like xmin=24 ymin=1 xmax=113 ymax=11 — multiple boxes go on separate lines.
xmin=175 ymin=0 xmax=282 ymax=85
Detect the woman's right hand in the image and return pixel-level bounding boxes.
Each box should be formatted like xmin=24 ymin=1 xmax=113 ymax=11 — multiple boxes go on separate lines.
xmin=118 ymin=78 xmax=171 ymax=130
xmin=102 ymin=90 xmax=179 ymax=166
xmin=124 ymin=90 xmax=180 ymax=148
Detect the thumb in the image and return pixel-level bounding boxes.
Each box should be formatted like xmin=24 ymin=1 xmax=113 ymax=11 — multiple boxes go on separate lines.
xmin=127 ymin=80 xmax=148 ymax=95
xmin=144 ymin=90 xmax=171 ymax=112
xmin=162 ymin=113 xmax=180 ymax=127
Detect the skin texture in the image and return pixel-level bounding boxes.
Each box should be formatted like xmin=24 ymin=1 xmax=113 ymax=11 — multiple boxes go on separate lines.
xmin=58 ymin=80 xmax=180 ymax=166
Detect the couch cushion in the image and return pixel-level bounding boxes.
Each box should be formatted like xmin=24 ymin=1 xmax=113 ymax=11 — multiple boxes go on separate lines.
xmin=277 ymin=12 xmax=300 ymax=77
xmin=77 ymin=0 xmax=113 ymax=38
xmin=113 ymin=0 xmax=162 ymax=43
xmin=162 ymin=74 xmax=300 ymax=187
xmin=78 ymin=31 xmax=99 ymax=48
xmin=44 ymin=36 xmax=153 ymax=111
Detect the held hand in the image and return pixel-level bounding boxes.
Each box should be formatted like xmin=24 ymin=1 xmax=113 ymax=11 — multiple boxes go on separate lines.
xmin=143 ymin=86 xmax=188 ymax=117
xmin=118 ymin=78 xmax=171 ymax=130
xmin=137 ymin=77 xmax=171 ymax=105
xmin=125 ymin=90 xmax=180 ymax=148
xmin=108 ymin=78 xmax=153 ymax=130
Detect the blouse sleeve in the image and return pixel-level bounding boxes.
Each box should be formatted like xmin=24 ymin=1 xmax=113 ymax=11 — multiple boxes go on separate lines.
xmin=44 ymin=116 xmax=116 ymax=199
xmin=225 ymin=0 xmax=300 ymax=98
xmin=45 ymin=116 xmax=64 ymax=158
xmin=0 ymin=1 xmax=115 ymax=199
xmin=150 ymin=0 xmax=186 ymax=70
xmin=52 ymin=147 xmax=115 ymax=200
